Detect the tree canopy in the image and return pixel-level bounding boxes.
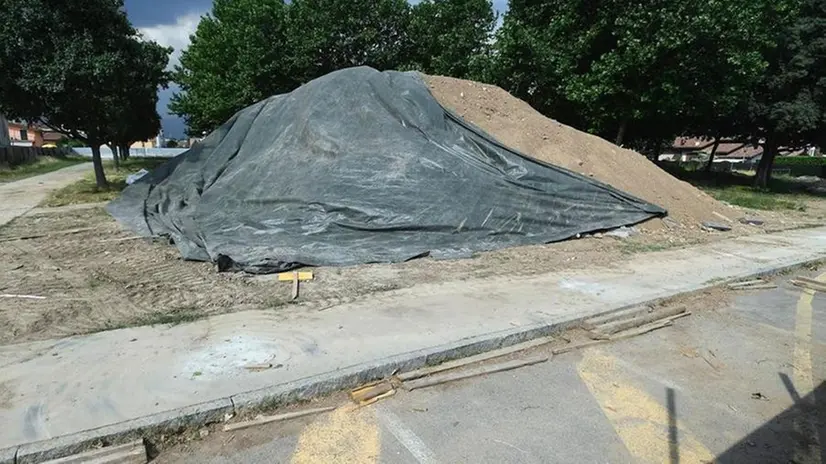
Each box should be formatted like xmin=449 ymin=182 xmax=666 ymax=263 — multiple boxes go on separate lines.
xmin=170 ymin=0 xmax=498 ymax=135
xmin=746 ymin=0 xmax=826 ymax=186
xmin=407 ymin=0 xmax=497 ymax=79
xmin=0 ymin=0 xmax=170 ymax=187
xmin=170 ymin=0 xmax=293 ymax=136
xmin=492 ymin=0 xmax=770 ymax=150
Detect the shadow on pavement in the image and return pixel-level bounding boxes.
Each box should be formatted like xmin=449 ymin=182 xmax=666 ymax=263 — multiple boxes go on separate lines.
xmin=667 ymin=387 xmax=679 ymax=464
xmin=716 ymin=376 xmax=826 ymax=463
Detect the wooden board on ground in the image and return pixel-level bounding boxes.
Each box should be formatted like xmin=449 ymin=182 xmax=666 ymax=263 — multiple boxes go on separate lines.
xmin=403 ymin=356 xmax=549 ymax=391
xmin=398 ymin=335 xmax=556 ymax=382
xmin=42 ymin=439 xmax=146 ymax=464
xmin=223 ymin=406 xmax=336 ymax=432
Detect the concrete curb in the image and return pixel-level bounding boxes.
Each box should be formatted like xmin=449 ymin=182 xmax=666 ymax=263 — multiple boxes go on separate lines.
xmin=1 ymin=253 xmax=822 ymax=464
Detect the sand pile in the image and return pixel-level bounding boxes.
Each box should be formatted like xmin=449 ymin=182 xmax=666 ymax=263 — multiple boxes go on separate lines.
xmin=424 ymin=75 xmax=737 ymax=233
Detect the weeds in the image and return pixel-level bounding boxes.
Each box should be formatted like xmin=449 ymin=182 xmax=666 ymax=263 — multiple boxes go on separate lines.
xmin=0 ymin=156 xmax=87 ymax=182
xmin=706 ymin=186 xmax=806 ymax=211
xmin=43 ymin=157 xmax=168 ymax=207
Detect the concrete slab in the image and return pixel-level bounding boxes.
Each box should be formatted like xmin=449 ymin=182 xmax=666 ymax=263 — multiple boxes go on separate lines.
xmin=0 ymin=446 xmax=16 ymax=464
xmin=12 ymin=399 xmax=233 ymax=464
xmin=1 ymin=226 xmax=826 ymax=456
xmin=0 ymin=163 xmax=91 ymax=226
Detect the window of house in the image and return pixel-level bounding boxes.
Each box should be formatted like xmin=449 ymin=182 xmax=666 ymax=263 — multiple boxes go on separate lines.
xmin=19 ymin=129 xmax=27 ymax=141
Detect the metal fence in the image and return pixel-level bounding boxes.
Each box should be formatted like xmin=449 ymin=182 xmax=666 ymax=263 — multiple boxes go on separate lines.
xmin=0 ymin=146 xmax=71 ymax=167
xmin=71 ymin=147 xmax=188 ymax=159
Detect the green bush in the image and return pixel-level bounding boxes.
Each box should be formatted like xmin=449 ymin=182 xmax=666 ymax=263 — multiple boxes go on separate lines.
xmin=774 ymin=156 xmax=826 ymax=167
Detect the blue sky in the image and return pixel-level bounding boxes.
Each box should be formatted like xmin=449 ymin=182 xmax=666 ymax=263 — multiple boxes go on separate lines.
xmin=126 ymin=0 xmax=509 ymax=138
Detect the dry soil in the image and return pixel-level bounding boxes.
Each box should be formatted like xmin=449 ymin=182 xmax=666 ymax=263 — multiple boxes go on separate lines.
xmin=424 ymin=75 xmax=746 ymax=239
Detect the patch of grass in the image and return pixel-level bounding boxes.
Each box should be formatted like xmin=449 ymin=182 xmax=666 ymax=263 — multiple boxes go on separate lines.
xmin=138 ymin=308 xmax=204 ymax=327
xmin=100 ymin=307 xmax=205 ymax=332
xmin=43 ymin=157 xmax=168 ymax=207
xmin=0 ymin=156 xmax=88 ymax=183
xmin=705 ymin=186 xmax=806 ymax=211
xmin=661 ymin=165 xmax=816 ymax=211
xmin=619 ymin=242 xmax=672 ymax=255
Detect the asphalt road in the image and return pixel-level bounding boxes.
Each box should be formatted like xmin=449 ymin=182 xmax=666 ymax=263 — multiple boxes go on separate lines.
xmin=157 ymin=271 xmax=826 ymax=464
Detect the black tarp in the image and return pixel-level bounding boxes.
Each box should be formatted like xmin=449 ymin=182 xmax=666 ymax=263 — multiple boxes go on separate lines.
xmin=107 ymin=67 xmax=666 ymax=273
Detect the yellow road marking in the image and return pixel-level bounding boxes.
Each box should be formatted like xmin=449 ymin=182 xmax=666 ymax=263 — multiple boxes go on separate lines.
xmin=291 ymin=404 xmax=380 ymax=464
xmin=795 ymin=287 xmax=816 ymax=398
xmin=578 ymin=349 xmax=714 ymax=464
xmin=792 ymin=272 xmax=824 ymax=463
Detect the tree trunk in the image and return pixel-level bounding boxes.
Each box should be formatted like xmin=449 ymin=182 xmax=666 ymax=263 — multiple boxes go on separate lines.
xmin=119 ymin=144 xmax=130 ymax=161
xmin=108 ymin=144 xmax=120 ymax=171
xmin=90 ymin=144 xmax=108 ymax=189
xmin=704 ymin=137 xmax=721 ymax=172
xmin=754 ymin=137 xmax=777 ymax=188
xmin=615 ymin=119 xmax=629 ymax=146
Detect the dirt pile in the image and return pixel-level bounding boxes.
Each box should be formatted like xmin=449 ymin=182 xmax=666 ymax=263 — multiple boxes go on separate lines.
xmin=424 ymin=75 xmax=736 ymax=233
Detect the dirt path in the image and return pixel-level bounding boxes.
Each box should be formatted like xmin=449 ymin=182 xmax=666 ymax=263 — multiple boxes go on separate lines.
xmin=0 ymin=163 xmax=91 ymax=227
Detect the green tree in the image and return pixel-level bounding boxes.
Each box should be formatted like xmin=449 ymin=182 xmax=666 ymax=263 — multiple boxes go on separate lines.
xmin=106 ymin=39 xmax=170 ymax=167
xmin=0 ymin=0 xmax=169 ymax=187
xmin=493 ymin=0 xmax=769 ymax=152
xmin=170 ymin=0 xmax=293 ymax=136
xmin=165 ymin=139 xmax=180 ymax=148
xmin=743 ymin=0 xmax=826 ymax=187
xmin=172 ymin=0 xmax=414 ymax=135
xmin=287 ymin=0 xmax=412 ymax=82
xmin=407 ymin=0 xmax=497 ymax=79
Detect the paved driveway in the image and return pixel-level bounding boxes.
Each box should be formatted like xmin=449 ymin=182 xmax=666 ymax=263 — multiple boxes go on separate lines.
xmin=158 ymin=271 xmax=826 ymax=463
xmin=0 ymin=163 xmax=90 ymax=226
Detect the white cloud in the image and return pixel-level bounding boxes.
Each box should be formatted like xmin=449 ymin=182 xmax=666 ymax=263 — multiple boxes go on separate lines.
xmin=139 ymin=12 xmax=203 ymax=69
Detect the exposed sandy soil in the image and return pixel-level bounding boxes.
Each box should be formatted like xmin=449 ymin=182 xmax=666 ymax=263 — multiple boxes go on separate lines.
xmin=424 ymin=75 xmax=747 ymax=239
xmin=2 ymin=203 xmax=822 ymax=344
xmin=2 ymin=77 xmax=825 ymax=344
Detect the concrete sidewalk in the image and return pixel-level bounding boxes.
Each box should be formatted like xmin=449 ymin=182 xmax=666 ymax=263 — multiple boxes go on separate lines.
xmin=0 ymin=163 xmax=91 ymax=226
xmin=2 ymin=226 xmax=826 ymax=461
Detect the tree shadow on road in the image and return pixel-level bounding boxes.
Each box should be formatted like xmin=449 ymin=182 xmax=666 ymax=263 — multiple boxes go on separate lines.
xmin=715 ymin=375 xmax=826 ymax=464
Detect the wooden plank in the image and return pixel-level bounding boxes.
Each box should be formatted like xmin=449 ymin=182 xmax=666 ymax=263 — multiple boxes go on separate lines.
xmin=610 ymin=320 xmax=673 ymax=341
xmin=277 ymin=271 xmax=314 ymax=281
xmin=397 ymin=335 xmax=556 ymax=382
xmin=1 ymin=294 xmax=46 ymax=300
xmin=791 ymin=279 xmax=826 ymax=293
xmin=551 ymin=339 xmax=607 ymax=355
xmin=609 ymin=311 xmax=691 ymax=341
xmin=42 ymin=439 xmax=146 ymax=464
xmin=351 ymin=381 xmax=394 ymax=403
xmin=728 ymin=283 xmax=777 ymax=291
xmin=0 ymin=227 xmax=95 ymax=243
xmin=291 ymin=272 xmax=300 ymax=300
xmin=404 ymin=356 xmax=549 ymax=391
xmin=795 ymin=276 xmax=826 ymax=287
xmin=223 ymin=406 xmax=336 ymax=432
xmin=593 ymin=306 xmax=686 ymax=335
xmin=726 ymin=279 xmax=765 ymax=288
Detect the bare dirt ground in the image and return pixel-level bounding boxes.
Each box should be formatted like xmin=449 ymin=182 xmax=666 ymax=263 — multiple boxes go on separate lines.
xmin=1 ymin=203 xmax=822 ymax=345
xmin=2 ymin=78 xmax=825 ymax=345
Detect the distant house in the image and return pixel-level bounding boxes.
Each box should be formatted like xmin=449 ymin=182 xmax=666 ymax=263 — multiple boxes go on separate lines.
xmin=131 ymin=130 xmax=165 ymax=149
xmin=4 ymin=120 xmax=65 ymax=147
xmin=40 ymin=130 xmax=66 ymax=147
xmin=661 ymin=137 xmax=762 ymax=164
xmin=712 ymin=142 xmax=763 ymax=164
xmin=660 ymin=137 xmax=714 ymax=162
xmin=7 ymin=120 xmax=43 ymax=147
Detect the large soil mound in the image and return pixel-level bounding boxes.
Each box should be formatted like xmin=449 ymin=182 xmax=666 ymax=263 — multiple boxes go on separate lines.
xmin=108 ymin=67 xmax=663 ymax=273
xmin=424 ymin=75 xmax=735 ymax=232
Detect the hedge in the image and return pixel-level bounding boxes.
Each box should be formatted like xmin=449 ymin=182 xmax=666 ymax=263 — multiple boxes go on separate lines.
xmin=774 ymin=156 xmax=826 ymax=167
